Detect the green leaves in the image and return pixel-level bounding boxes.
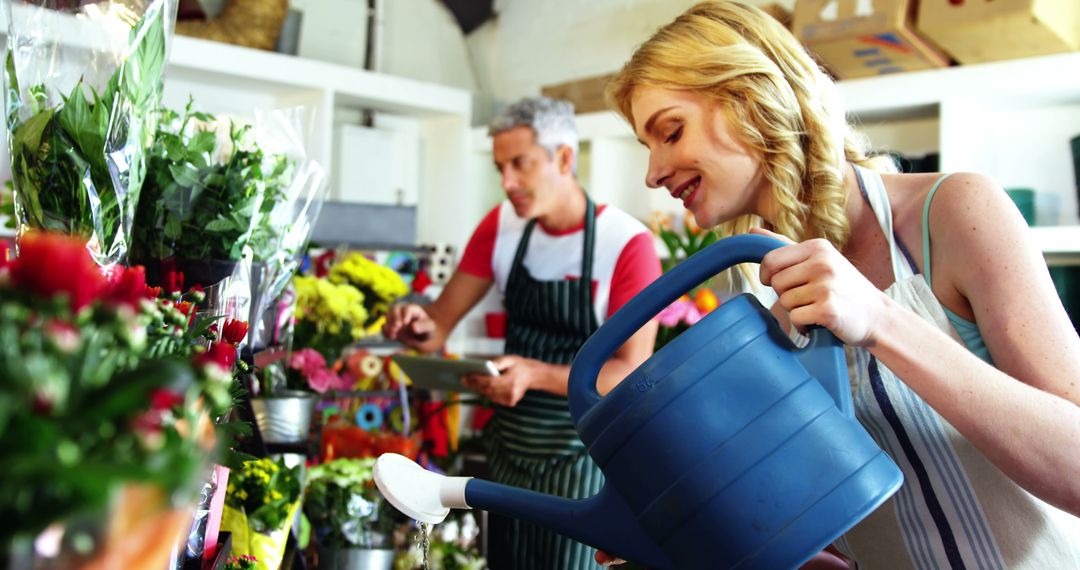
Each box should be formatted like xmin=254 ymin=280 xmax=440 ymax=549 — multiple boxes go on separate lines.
xmin=4 ymin=2 xmax=170 ymax=265
xmin=131 ymin=98 xmax=294 ymax=265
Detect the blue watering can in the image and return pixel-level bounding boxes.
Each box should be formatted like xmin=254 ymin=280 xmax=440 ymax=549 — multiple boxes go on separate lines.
xmin=375 ymin=234 xmax=903 ymax=569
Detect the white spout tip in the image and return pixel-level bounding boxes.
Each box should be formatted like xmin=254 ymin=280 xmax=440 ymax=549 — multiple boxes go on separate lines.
xmin=374 ymin=453 xmax=471 ymax=524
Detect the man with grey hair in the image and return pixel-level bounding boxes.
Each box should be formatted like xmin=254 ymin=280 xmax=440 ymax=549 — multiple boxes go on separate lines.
xmin=384 ymin=95 xmax=661 ymax=568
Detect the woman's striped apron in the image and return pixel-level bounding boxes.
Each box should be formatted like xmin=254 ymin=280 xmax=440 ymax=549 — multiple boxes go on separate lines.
xmin=485 ymin=197 xmax=606 ymax=569
xmin=835 ymin=166 xmax=1080 ymax=568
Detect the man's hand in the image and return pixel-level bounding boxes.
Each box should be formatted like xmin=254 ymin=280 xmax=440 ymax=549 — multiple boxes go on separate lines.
xmin=382 ymin=303 xmax=436 ymax=347
xmin=462 ymin=354 xmax=546 ymax=407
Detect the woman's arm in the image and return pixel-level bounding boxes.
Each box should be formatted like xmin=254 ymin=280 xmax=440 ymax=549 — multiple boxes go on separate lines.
xmin=755 ymin=173 xmax=1080 ymax=515
xmin=885 ymin=173 xmax=1080 ymax=514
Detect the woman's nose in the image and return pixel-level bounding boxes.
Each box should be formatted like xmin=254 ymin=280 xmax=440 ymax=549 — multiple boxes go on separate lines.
xmin=645 ymin=153 xmax=671 ymax=189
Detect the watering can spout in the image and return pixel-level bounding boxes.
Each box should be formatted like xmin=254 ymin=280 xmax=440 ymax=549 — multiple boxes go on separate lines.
xmin=374 ymin=454 xmax=672 ymax=568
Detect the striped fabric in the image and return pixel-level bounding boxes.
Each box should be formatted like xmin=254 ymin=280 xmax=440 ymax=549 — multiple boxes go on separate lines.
xmin=835 ymin=167 xmax=1080 ymax=569
xmin=486 ymin=197 xmax=605 ymax=569
xmin=486 ymin=447 xmax=606 ymax=569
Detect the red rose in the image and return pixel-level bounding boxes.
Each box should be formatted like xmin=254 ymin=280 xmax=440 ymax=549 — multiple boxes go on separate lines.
xmin=221 ymin=318 xmax=249 ymax=344
xmin=10 ymin=232 xmax=103 ymax=311
xmin=150 ymin=388 xmax=185 ymax=411
xmin=164 ymin=268 xmax=185 ymax=295
xmin=102 ymin=265 xmax=151 ymax=309
xmin=197 ymin=341 xmax=237 ymax=371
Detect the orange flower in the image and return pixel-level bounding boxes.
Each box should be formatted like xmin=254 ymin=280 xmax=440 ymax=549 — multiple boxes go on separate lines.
xmin=694 ymin=288 xmax=720 ymax=314
xmin=684 ymin=214 xmax=703 ymax=236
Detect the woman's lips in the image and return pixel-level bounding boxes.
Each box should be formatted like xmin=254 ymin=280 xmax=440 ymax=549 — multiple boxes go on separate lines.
xmin=671 ymin=177 xmax=701 ymax=208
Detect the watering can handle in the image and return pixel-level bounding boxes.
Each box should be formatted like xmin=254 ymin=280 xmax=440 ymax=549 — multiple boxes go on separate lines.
xmin=568 ymin=234 xmax=844 ymax=423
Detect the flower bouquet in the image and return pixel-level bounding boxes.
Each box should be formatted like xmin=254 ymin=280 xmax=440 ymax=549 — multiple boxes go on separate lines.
xmin=3 ymin=0 xmax=177 ymax=266
xmin=219 ymin=457 xmax=303 ymax=570
xmin=291 ymin=274 xmax=369 ymax=362
xmin=304 ymin=458 xmax=398 ymax=552
xmin=248 ymin=272 xmax=366 ymax=442
xmin=326 ymin=252 xmax=409 ymax=334
xmin=0 ymin=232 xmax=235 ymax=568
xmin=130 ymin=99 xmax=289 ymax=290
xmin=244 ymin=107 xmax=329 ymax=353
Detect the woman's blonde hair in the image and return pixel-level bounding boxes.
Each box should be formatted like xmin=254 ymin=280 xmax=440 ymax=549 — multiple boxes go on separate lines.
xmin=607 ymin=1 xmax=889 ymax=247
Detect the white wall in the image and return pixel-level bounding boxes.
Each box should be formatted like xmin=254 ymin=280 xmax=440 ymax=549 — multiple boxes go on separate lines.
xmin=381 ymin=0 xmax=479 ymax=93
xmin=465 ymin=0 xmax=795 ymax=111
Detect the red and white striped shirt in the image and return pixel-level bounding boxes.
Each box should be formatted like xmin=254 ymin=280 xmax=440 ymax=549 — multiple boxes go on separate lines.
xmin=459 ymin=201 xmax=661 ymax=323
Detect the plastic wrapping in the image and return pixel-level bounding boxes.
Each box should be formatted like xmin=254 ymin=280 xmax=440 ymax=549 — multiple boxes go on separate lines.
xmin=244 ymin=106 xmax=328 ymax=352
xmin=3 ymin=0 xmax=178 ymax=266
xmin=220 ymin=501 xmax=301 ymax=570
xmin=168 ymin=464 xmax=230 ymax=569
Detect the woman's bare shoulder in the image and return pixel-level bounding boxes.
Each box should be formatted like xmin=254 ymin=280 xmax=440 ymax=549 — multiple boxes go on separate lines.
xmin=880 ymin=171 xmax=1002 ymax=224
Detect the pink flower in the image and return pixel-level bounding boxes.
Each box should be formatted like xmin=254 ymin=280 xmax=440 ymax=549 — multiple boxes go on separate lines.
xmin=657 ymin=298 xmax=703 ymax=327
xmin=289 ymin=348 xmax=327 ymax=378
xmin=307 ymin=369 xmax=337 ymax=394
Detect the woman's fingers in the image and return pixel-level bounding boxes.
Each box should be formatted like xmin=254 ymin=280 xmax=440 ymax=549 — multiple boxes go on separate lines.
xmin=595 ymin=551 xmax=627 ymax=566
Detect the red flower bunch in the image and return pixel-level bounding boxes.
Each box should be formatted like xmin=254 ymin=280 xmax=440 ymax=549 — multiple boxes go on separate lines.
xmin=4 ymin=232 xmax=156 ymax=312
xmin=221 ymin=318 xmax=249 ymax=344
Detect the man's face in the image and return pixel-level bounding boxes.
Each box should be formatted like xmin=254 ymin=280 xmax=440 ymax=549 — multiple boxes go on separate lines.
xmin=492 ymin=126 xmax=565 ymax=219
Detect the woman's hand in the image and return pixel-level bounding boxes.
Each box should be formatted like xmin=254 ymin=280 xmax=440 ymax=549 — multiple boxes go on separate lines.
xmin=462 ymin=354 xmax=542 ymax=407
xmin=594 ymin=551 xmax=626 ymax=566
xmin=752 ymin=227 xmax=890 ymax=347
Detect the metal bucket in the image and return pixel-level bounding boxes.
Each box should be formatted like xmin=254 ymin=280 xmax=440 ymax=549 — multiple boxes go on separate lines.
xmin=251 ymin=391 xmax=314 ymax=443
xmin=317 ymin=547 xmax=396 ymax=570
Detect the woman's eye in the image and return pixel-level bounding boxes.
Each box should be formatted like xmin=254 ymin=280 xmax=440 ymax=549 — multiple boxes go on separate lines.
xmin=665 ymin=126 xmax=683 ymax=144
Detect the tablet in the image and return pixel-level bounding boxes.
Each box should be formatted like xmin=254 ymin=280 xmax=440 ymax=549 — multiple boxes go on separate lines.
xmin=390 ymin=354 xmax=500 ymax=393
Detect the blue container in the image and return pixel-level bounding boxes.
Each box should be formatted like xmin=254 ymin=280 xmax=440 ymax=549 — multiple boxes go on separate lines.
xmin=457 ymin=235 xmax=904 ymax=569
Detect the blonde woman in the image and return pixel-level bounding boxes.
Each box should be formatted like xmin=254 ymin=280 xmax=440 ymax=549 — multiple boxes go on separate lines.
xmin=599 ymin=2 xmax=1080 ymax=568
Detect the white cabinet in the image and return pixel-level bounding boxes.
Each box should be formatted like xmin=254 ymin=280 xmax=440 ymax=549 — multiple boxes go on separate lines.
xmin=162 ymin=36 xmax=480 ymax=248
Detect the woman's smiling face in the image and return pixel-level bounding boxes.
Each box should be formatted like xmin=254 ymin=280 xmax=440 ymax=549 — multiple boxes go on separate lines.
xmin=630 ymin=86 xmax=770 ymax=228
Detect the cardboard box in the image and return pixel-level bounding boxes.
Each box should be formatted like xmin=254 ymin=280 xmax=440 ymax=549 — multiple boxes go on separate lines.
xmin=917 ymin=0 xmax=1080 ymax=64
xmin=793 ymin=0 xmax=949 ymax=79
xmin=541 ymin=74 xmax=617 ymax=115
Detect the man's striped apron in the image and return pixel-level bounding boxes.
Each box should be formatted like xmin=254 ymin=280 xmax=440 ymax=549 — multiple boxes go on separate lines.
xmin=485 ymin=197 xmax=605 ymax=569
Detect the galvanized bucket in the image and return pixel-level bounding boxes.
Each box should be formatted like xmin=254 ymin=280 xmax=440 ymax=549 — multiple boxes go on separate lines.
xmin=251 ymin=391 xmax=315 ymax=443
xmin=317 ymin=547 xmax=396 ymax=570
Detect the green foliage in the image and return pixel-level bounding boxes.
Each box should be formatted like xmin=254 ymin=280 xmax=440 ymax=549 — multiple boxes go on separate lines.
xmin=304 ymin=458 xmax=399 ymax=549
xmin=131 ymin=98 xmax=293 ymax=263
xmin=226 ymin=458 xmax=303 ymax=534
xmin=4 ymin=5 xmax=168 ymax=263
xmin=657 ymin=224 xmax=719 ymax=272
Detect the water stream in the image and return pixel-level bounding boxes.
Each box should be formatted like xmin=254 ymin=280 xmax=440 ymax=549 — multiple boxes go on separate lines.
xmin=418 ymin=521 xmax=431 ymax=569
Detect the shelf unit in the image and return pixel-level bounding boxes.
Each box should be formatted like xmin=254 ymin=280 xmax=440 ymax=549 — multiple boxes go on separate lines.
xmin=162 ymin=35 xmax=480 ymax=249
